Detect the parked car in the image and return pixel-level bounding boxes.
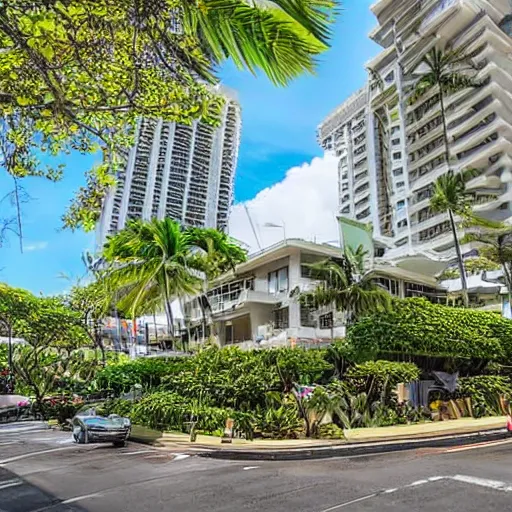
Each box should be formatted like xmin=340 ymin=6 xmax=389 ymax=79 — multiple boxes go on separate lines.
xmin=71 ymin=413 xmax=131 ymax=447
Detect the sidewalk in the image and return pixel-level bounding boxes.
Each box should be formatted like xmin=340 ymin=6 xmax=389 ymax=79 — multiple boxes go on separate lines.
xmin=130 ymin=416 xmax=508 ymax=460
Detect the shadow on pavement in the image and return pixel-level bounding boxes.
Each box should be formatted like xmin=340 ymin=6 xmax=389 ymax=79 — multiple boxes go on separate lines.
xmin=0 ymin=466 xmax=88 ymax=512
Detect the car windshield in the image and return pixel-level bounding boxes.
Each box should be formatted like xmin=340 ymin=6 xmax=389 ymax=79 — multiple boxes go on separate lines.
xmin=82 ymin=417 xmax=112 ymax=427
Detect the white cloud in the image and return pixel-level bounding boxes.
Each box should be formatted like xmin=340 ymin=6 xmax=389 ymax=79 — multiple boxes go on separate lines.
xmin=25 ymin=241 xmax=49 ymax=252
xmin=229 ymin=154 xmax=340 ymax=253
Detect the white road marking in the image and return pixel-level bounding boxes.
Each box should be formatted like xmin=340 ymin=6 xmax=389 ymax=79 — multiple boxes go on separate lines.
xmin=444 ymin=439 xmax=512 ymax=453
xmin=243 ymin=466 xmax=259 ymax=471
xmin=0 ymin=479 xmax=23 ymax=490
xmin=0 ymin=441 xmax=18 ymax=446
xmin=451 ymin=475 xmax=512 ymax=492
xmin=120 ymin=450 xmax=155 ymax=456
xmin=62 ymin=493 xmax=102 ymax=504
xmin=173 ymin=454 xmax=190 ymax=461
xmin=316 ymin=474 xmax=512 ymax=512
xmin=319 ymin=493 xmax=378 ymax=512
xmin=0 ymin=445 xmax=84 ymax=465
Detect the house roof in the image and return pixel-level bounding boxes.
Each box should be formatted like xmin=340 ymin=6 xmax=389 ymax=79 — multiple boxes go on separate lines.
xmin=212 ymin=239 xmax=343 ymax=286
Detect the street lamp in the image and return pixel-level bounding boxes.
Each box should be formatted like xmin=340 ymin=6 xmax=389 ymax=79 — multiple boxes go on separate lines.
xmin=263 ymin=222 xmax=286 ymax=241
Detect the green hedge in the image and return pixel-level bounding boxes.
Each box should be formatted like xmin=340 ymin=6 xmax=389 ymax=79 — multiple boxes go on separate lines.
xmin=457 ymin=376 xmax=512 ymax=418
xmin=347 ymin=298 xmax=510 ymax=362
xmin=95 ymin=346 xmax=332 ymax=410
xmin=345 ymin=360 xmax=420 ymax=404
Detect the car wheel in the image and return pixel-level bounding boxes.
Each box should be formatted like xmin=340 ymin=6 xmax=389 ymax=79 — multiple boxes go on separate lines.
xmin=113 ymin=440 xmax=126 ymax=448
xmin=76 ymin=430 xmax=86 ymax=444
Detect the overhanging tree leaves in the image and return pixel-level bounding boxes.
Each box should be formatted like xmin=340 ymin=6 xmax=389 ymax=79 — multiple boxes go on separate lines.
xmin=0 ymin=0 xmax=337 ymax=233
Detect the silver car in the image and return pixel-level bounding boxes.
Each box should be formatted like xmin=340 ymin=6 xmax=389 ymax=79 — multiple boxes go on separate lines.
xmin=72 ymin=413 xmax=131 ymax=447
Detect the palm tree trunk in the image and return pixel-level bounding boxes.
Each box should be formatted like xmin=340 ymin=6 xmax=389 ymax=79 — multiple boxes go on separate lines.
xmin=448 ymin=209 xmax=469 ymax=307
xmin=438 ymin=88 xmax=451 ymax=168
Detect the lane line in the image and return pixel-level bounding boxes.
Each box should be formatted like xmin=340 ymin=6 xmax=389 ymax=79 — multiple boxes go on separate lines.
xmin=445 ymin=439 xmax=512 ymax=453
xmin=319 ymin=493 xmax=378 ymax=512
xmin=0 ymin=479 xmax=23 ymax=491
xmin=173 ymin=454 xmax=190 ymax=461
xmin=62 ymin=493 xmax=102 ymax=504
xmin=243 ymin=466 xmax=259 ymax=471
xmin=0 ymin=445 xmax=84 ymax=465
xmin=0 ymin=441 xmax=18 ymax=446
xmin=450 ymin=475 xmax=512 ymax=492
xmin=120 ymin=450 xmax=155 ymax=456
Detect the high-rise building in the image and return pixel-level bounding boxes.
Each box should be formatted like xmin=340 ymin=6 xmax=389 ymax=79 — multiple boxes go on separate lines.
xmin=319 ymin=0 xmax=512 ymax=259
xmin=97 ymin=87 xmax=241 ymax=247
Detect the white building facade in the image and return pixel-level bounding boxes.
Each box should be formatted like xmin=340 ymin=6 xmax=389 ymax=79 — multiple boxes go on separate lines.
xmin=319 ymin=0 xmax=512 ymax=260
xmin=97 ymin=88 xmax=241 ymax=247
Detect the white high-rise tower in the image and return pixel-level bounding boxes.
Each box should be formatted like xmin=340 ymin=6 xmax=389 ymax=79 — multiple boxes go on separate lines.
xmin=97 ymin=87 xmax=241 ymax=247
xmin=319 ymin=0 xmax=512 ymax=259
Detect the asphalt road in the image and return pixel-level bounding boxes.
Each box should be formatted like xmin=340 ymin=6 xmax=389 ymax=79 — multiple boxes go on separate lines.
xmin=3 ymin=428 xmax=512 ymax=511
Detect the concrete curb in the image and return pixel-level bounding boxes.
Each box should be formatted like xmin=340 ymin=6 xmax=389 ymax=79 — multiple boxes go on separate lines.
xmin=198 ymin=428 xmax=509 ymax=461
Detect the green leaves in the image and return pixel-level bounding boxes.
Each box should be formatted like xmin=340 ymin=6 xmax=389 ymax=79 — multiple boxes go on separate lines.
xmin=347 ymin=298 xmax=512 ymax=363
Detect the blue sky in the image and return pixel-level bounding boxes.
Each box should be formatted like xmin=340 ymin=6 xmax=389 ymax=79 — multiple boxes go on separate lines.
xmin=0 ymin=0 xmax=379 ymax=295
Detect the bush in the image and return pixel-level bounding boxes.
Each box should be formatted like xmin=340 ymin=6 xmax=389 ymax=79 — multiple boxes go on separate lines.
xmin=346 ymin=361 xmax=420 ymax=405
xmin=348 ymin=298 xmax=509 ymax=362
xmin=317 ymin=423 xmax=345 ymax=439
xmin=457 ymin=376 xmax=512 ymax=418
xmin=255 ymin=403 xmax=303 ymax=439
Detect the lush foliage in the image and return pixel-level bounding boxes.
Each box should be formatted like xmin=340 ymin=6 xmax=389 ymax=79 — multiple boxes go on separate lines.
xmin=0 ymin=0 xmax=336 ymax=233
xmin=438 ymin=257 xmax=501 ymax=281
xmin=348 ymin=298 xmax=511 ymax=362
xmin=457 ymin=376 xmax=512 ymax=418
xmin=345 ymin=360 xmax=420 ymax=404
xmin=101 ymin=219 xmax=247 ymax=338
xmin=300 ymin=245 xmax=391 ymax=324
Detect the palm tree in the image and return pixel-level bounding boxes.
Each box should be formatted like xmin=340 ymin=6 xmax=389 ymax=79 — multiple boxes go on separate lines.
xmin=185 ymin=0 xmax=337 ymax=86
xmin=410 ymin=47 xmax=482 ymax=166
xmin=300 ymin=245 xmax=391 ymax=329
xmin=461 ymin=226 xmax=512 ymax=306
xmin=102 ymin=219 xmax=203 ymax=344
xmin=429 ymin=169 xmax=501 ymax=307
xmin=102 ymin=218 xmax=246 ymax=347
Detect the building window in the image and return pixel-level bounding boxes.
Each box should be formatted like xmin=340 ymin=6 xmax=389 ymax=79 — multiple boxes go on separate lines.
xmin=393 ymin=152 xmax=402 ymax=161
xmin=319 ymin=312 xmax=333 ymax=329
xmin=392 ymin=138 xmax=401 ymax=146
xmin=273 ymin=307 xmax=289 ymax=329
xmin=393 ymin=167 xmax=404 ymax=177
xmin=391 ymin=126 xmax=400 ymax=135
xmin=268 ymin=267 xmax=288 ymax=294
xmin=396 ymin=181 xmax=405 ymax=189
xmin=374 ymin=277 xmax=399 ymax=296
xmin=397 ymin=200 xmax=405 ymax=210
xmin=300 ymin=303 xmax=316 ymax=327
xmin=397 ymin=219 xmax=408 ymax=229
xmin=245 ymin=278 xmax=254 ymax=290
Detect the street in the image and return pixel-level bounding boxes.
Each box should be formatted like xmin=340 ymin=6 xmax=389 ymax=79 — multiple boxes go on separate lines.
xmin=2 ymin=429 xmax=512 ymax=511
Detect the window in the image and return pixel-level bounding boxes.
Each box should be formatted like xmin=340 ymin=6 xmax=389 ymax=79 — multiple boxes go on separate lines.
xmin=392 ymin=138 xmax=400 ymax=146
xmin=268 ymin=267 xmax=288 ymax=294
xmin=393 ymin=152 xmax=402 ymax=161
xmin=397 ymin=200 xmax=405 ymax=210
xmin=396 ymin=181 xmax=405 ymax=189
xmin=245 ymin=278 xmax=254 ymax=290
xmin=391 ymin=126 xmax=400 ymax=135
xmin=273 ymin=307 xmax=289 ymax=329
xmin=319 ymin=312 xmax=333 ymax=329
xmin=374 ymin=277 xmax=399 ymax=296
xmin=393 ymin=167 xmax=404 ymax=177
xmin=300 ymin=303 xmax=316 ymax=327
xmin=397 ymin=219 xmax=408 ymax=229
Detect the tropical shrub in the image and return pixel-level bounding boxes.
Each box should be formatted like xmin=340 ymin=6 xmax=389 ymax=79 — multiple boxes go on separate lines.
xmin=95 ymin=357 xmax=189 ymax=394
xmin=255 ymin=402 xmax=303 ymax=439
xmin=438 ymin=257 xmax=500 ymax=280
xmin=346 ymin=360 xmax=420 ymax=406
xmin=348 ymin=298 xmax=508 ymax=362
xmin=457 ymin=376 xmax=512 ymax=418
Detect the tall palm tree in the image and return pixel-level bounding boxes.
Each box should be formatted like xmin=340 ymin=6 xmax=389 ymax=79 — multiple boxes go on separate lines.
xmin=429 ymin=169 xmax=501 ymax=307
xmin=185 ymin=0 xmax=337 ymax=86
xmin=300 ymin=245 xmax=391 ymax=328
xmin=102 ymin=219 xmax=203 ymax=342
xmin=102 ymin=218 xmax=246 ymax=346
xmin=461 ymin=226 xmax=512 ymax=306
xmin=410 ymin=47 xmax=482 ymax=166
